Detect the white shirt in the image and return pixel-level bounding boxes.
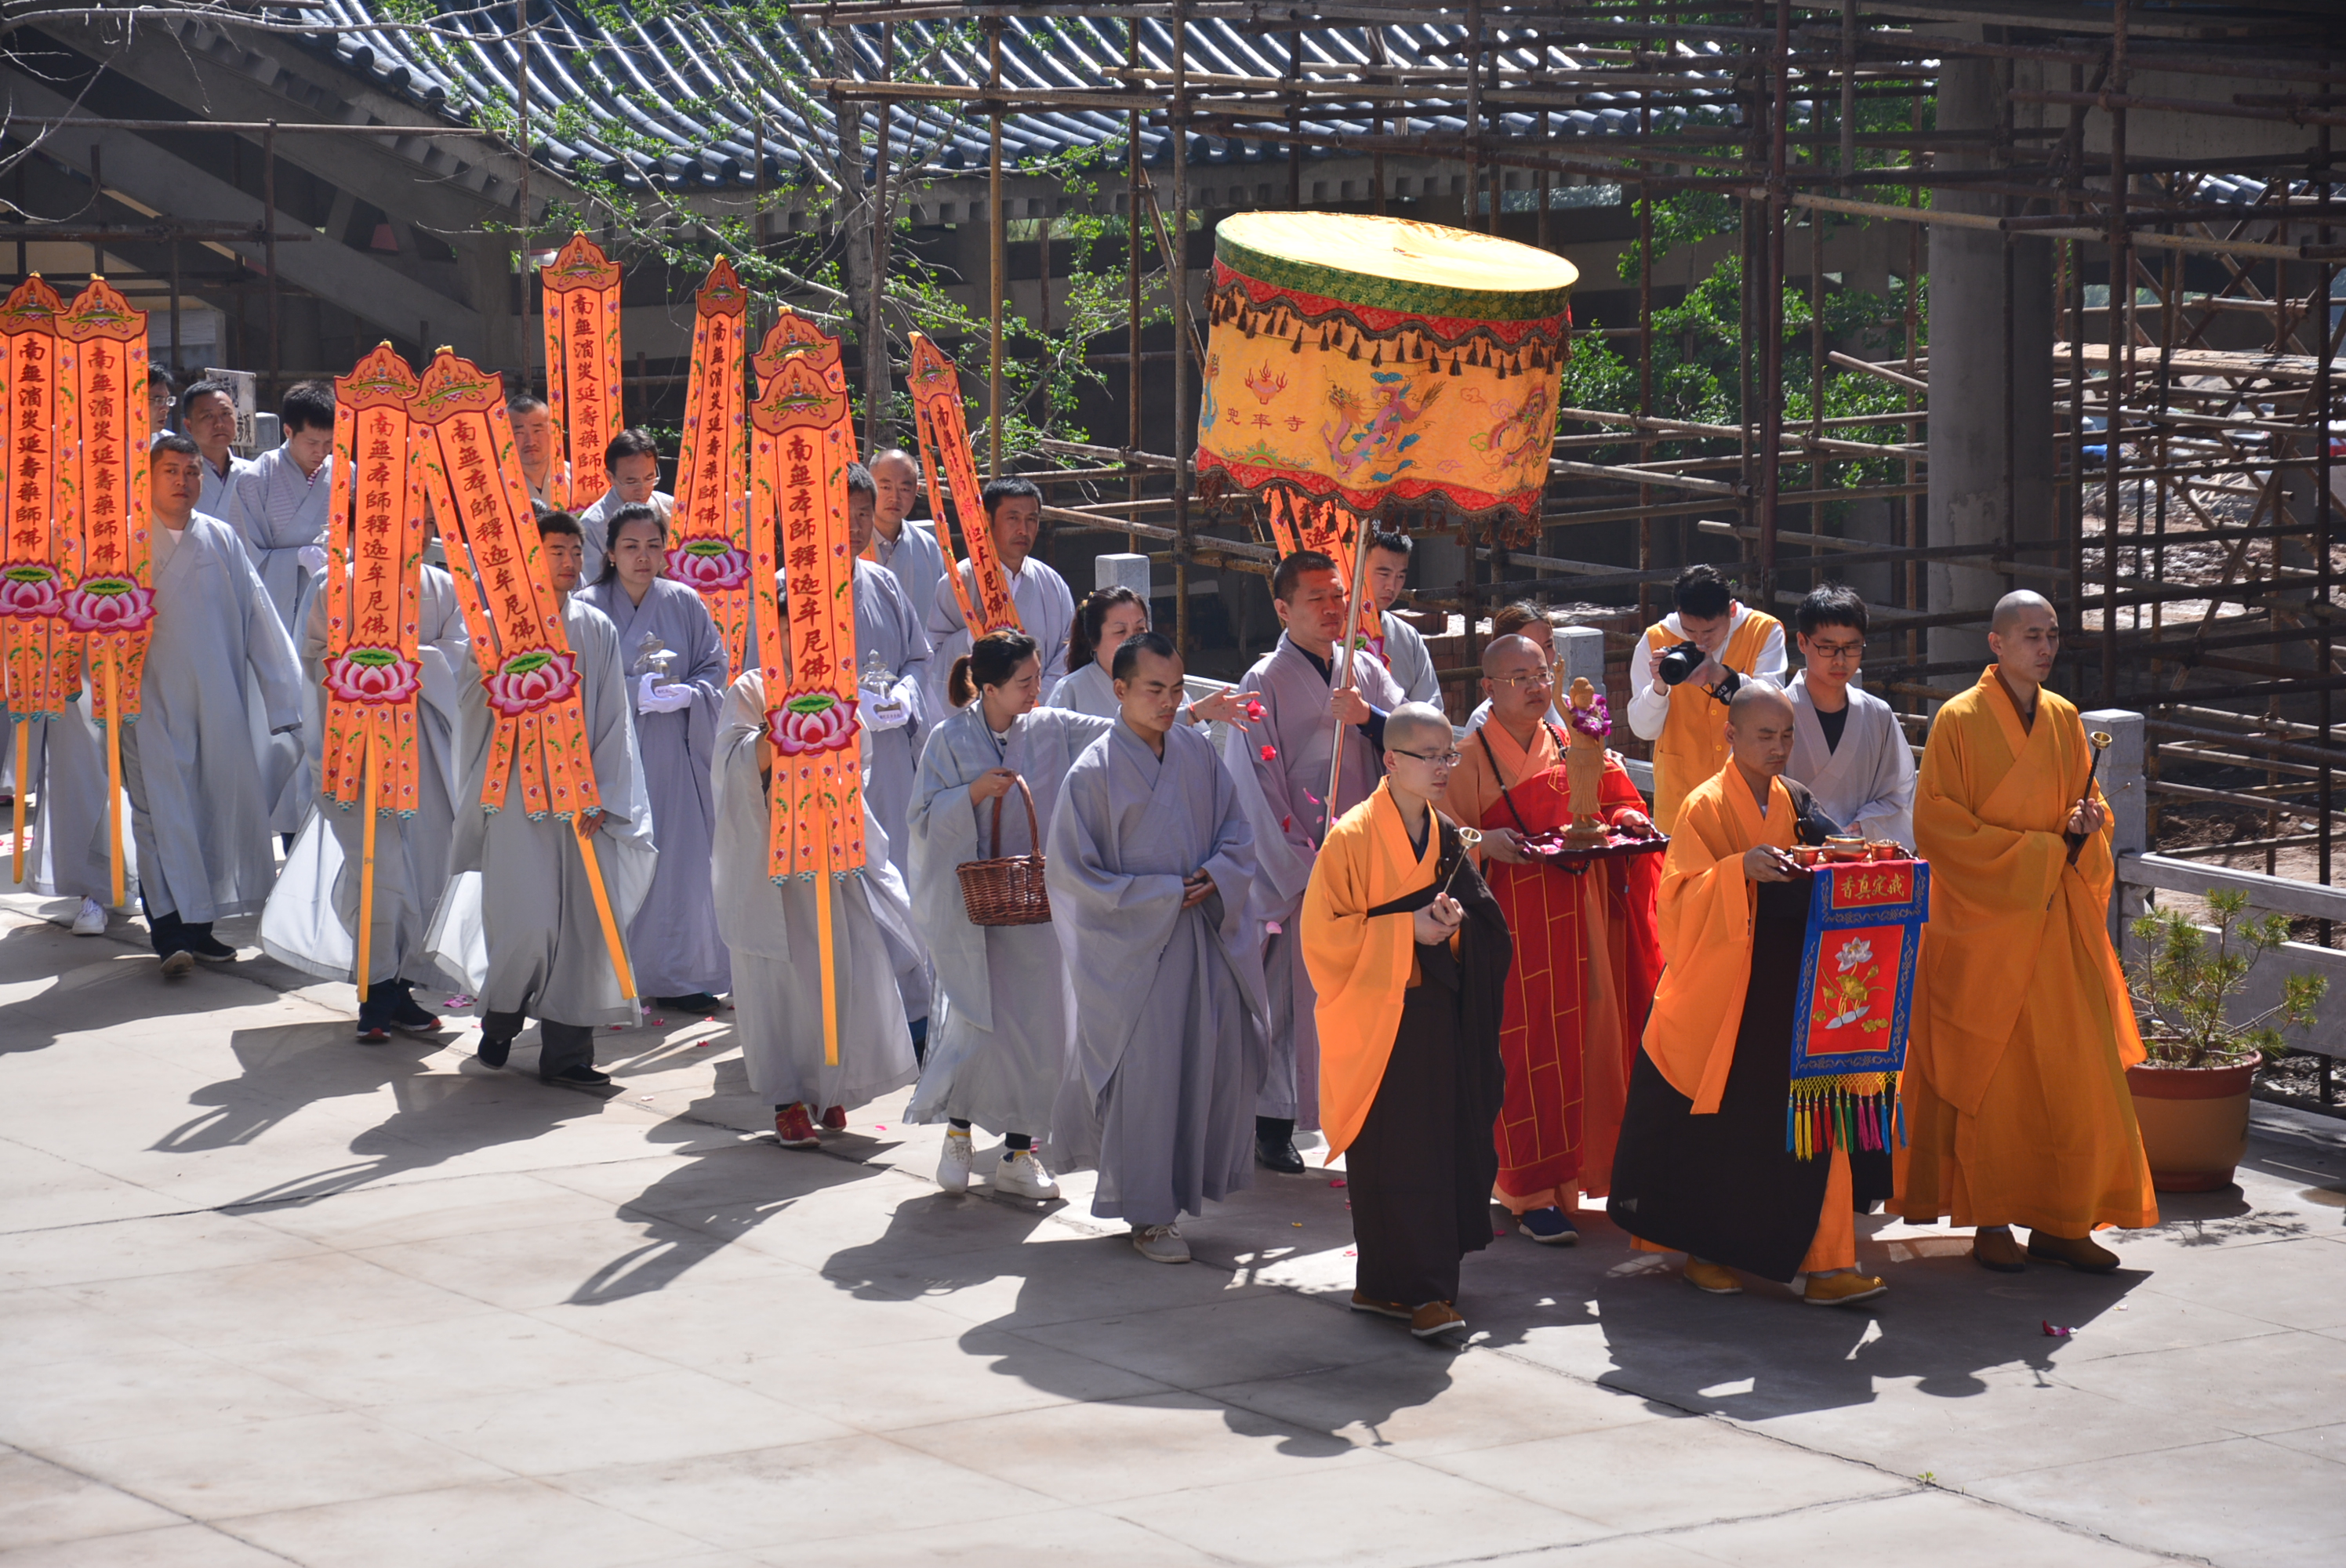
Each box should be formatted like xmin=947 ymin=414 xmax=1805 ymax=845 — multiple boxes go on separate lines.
xmin=1625 ymin=602 xmax=1787 ymax=741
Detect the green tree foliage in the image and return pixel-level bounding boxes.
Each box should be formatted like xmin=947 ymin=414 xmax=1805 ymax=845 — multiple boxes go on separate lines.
xmin=2128 ymin=890 xmax=2327 ymax=1069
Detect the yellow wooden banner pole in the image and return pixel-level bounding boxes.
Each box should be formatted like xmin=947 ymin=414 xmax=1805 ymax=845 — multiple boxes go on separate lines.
xmin=355 ymin=724 xmax=380 ymax=1005
xmin=575 ymin=814 xmax=637 ymax=1003
xmin=815 ymin=829 xmax=840 ymax=1067
xmin=10 ymin=721 xmax=27 ymax=885
xmin=102 ymin=660 xmax=124 ymax=909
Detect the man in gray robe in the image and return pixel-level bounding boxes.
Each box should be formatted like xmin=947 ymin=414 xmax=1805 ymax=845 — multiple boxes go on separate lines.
xmin=180 ymin=376 xmax=252 ymax=524
xmin=1048 ymin=633 xmax=1268 ymax=1264
xmin=844 ymin=464 xmax=934 ymax=886
xmin=508 ymin=394 xmax=568 ymax=510
xmin=260 ymin=558 xmax=469 ymax=1040
xmin=867 ymin=447 xmax=946 ymax=627
xmin=710 ymin=669 xmax=921 ymax=1147
xmin=1785 ymin=584 xmax=1915 ymax=848
xmin=577 ymin=505 xmax=731 ymax=1012
xmin=225 ymin=379 xmax=336 ymax=633
xmin=575 ymin=427 xmax=674 ymax=587
xmin=438 ymin=511 xmax=655 ymax=1087
xmin=1364 ymin=528 xmax=1440 ymax=704
xmin=124 ymin=437 xmax=307 ymax=976
xmin=1222 ymin=549 xmax=1404 ymax=1171
xmin=923 ymin=477 xmax=1075 ymax=717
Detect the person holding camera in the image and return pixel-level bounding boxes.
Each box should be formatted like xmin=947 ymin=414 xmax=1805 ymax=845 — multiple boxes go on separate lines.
xmin=1625 ymin=564 xmax=1786 ymax=833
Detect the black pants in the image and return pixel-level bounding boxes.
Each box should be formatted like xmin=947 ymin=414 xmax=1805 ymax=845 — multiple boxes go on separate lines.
xmin=1349 ymin=979 xmax=1493 ymax=1308
xmin=482 ymin=1008 xmax=594 ymax=1076
xmin=140 ymin=894 xmax=209 ymax=959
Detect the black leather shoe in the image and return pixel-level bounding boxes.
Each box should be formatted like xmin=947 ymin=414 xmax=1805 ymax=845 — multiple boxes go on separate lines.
xmin=1255 ymin=1135 xmax=1306 ymax=1174
xmin=652 ymin=993 xmax=724 ymax=1014
xmin=540 ymin=1063 xmax=613 ymax=1088
xmin=478 ymin=1028 xmax=517 ymax=1070
xmin=183 ymin=927 xmax=238 ymax=962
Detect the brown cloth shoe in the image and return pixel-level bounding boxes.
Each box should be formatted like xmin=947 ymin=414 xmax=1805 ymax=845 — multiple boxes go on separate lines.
xmin=1684 ymin=1259 xmax=1744 ymax=1294
xmin=1409 ymin=1301 xmax=1469 ymax=1341
xmin=1972 ymin=1228 xmax=2028 ymax=1272
xmin=1803 ymin=1271 xmax=1889 ymax=1306
xmin=2028 ymin=1230 xmax=2120 ymax=1273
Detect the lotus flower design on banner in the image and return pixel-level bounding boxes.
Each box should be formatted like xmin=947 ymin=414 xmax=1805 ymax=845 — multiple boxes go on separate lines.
xmin=768 ymin=691 xmax=860 ymax=755
xmin=60 ymin=577 xmax=156 ymax=633
xmin=485 ymin=648 xmax=581 ymax=717
xmin=666 ymin=538 xmax=752 ymax=592
xmin=0 ymin=563 xmax=64 ymax=619
xmin=324 ymin=645 xmax=424 ymax=707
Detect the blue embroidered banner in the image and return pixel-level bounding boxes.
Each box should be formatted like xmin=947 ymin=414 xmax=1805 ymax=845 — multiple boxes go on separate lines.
xmin=1786 ymin=858 xmax=1930 ymax=1159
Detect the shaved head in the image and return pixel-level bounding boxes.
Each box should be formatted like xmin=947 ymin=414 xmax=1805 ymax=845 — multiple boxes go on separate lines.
xmin=1991 ymin=590 xmax=2055 ymax=637
xmin=1385 ymin=702 xmax=1454 ymax=755
xmin=1480 ymin=633 xmax=1548 ymax=676
xmin=1724 ymin=680 xmax=1796 ymax=782
xmin=1727 ymin=680 xmax=1795 ymax=725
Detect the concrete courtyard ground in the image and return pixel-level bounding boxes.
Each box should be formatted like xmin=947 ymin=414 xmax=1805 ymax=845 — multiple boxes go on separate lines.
xmin=2 ymin=894 xmax=2341 ymax=1568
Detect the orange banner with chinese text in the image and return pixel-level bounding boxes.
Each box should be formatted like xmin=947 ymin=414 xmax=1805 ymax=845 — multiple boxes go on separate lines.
xmin=669 ymin=260 xmax=754 ymax=676
xmin=411 ymin=348 xmax=597 ymax=822
xmin=0 ymin=278 xmax=72 ymax=722
xmin=906 ymin=333 xmax=1019 ymax=641
xmin=320 ymin=345 xmax=425 ymax=819
xmin=539 ymin=234 xmax=623 ymax=511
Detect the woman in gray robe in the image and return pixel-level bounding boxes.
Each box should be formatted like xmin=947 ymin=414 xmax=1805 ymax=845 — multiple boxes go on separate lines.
xmin=906 ymin=630 xmax=1111 ymax=1203
xmin=1044 ymin=585 xmax=1150 ymax=720
xmin=1047 ymin=633 xmax=1269 ymax=1263
xmin=577 ymin=504 xmax=732 ymax=1012
xmin=123 ymin=444 xmax=307 ymax=972
xmin=711 ymin=670 xmax=921 ymax=1149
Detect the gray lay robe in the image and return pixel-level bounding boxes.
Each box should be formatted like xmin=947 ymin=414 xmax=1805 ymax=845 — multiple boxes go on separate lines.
xmin=429 ymin=596 xmax=656 ymax=1027
xmin=24 ymin=694 xmax=136 ymax=906
xmin=870 ymin=518 xmax=946 ymax=640
xmin=1221 ymin=633 xmax=1403 ymax=1130
xmin=1046 ymin=659 xmax=1119 ymax=719
xmin=711 ymin=670 xmax=921 ymax=1112
xmin=1786 ymin=670 xmax=1916 ymax=848
xmin=1380 ymin=610 xmax=1440 ymax=705
xmin=576 ymin=575 xmax=731 ymax=999
xmin=852 ymin=557 xmax=934 ymax=889
xmin=261 ymin=564 xmax=470 ymax=986
xmin=924 ymin=556 xmax=1076 ymax=721
xmin=1046 ymin=721 xmax=1269 ymax=1226
xmin=121 ymin=517 xmax=306 ymax=924
xmin=196 ymin=451 xmax=252 ymax=532
xmin=224 ymin=444 xmax=332 ymax=632
xmin=906 ymin=702 xmax=1110 ymax=1138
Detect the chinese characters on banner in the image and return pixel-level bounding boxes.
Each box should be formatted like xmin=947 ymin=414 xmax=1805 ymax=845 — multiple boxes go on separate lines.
xmin=1264 ymin=489 xmax=1382 ymax=654
xmin=319 ymin=345 xmax=426 ymax=820
xmin=666 ymin=260 xmax=755 ymax=676
xmin=905 ymin=333 xmax=1021 ymax=641
xmin=0 ymin=281 xmax=71 ymax=878
xmin=537 ymin=234 xmax=624 ymax=511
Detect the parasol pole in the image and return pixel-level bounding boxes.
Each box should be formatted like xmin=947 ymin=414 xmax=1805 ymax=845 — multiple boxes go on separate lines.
xmin=102 ymin=660 xmax=124 ymax=909
xmin=575 ymin=809 xmax=637 ymax=1003
xmin=1324 ymin=508 xmax=1374 ymax=827
xmin=816 ymin=815 xmax=840 ymax=1066
xmin=355 ymin=724 xmax=380 ymax=1004
xmin=10 ymin=720 xmax=27 ymax=885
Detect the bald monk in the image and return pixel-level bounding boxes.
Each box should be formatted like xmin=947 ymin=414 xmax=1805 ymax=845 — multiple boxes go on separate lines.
xmin=1896 ymin=592 xmax=2155 ymax=1272
xmin=1443 ymin=634 xmax=1663 ymax=1245
xmin=1304 ymin=703 xmax=1511 ymax=1341
xmin=1607 ymin=684 xmax=1890 ymax=1305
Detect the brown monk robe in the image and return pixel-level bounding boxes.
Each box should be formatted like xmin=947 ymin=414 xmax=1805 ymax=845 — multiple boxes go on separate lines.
xmin=1896 ymin=592 xmax=2156 ymax=1272
xmin=1607 ymin=684 xmax=1890 ymax=1305
xmin=1306 ymin=704 xmax=1511 ymax=1343
xmin=1440 ymin=634 xmax=1663 ymax=1243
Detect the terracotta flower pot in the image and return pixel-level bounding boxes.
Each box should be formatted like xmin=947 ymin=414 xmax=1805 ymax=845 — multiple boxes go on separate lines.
xmin=2126 ymin=1051 xmax=2261 ymax=1192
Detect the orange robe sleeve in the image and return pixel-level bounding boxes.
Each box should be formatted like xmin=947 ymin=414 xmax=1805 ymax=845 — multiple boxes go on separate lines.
xmin=1304 ymin=783 xmax=1439 ymax=1160
xmin=1911 ymin=670 xmax=2141 ymax=1116
xmin=1639 ymin=768 xmax=1796 ymax=1114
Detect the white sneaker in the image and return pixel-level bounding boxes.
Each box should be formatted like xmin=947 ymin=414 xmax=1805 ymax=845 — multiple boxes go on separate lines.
xmin=993 ymin=1149 xmax=1060 ymax=1201
xmin=71 ymin=898 xmax=107 ymax=936
xmin=1131 ymin=1223 xmax=1191 ymax=1264
xmin=936 ymin=1131 xmax=975 ymax=1192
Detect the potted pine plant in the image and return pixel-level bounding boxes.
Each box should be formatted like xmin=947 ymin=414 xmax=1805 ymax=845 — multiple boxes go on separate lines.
xmin=2125 ymin=891 xmax=2327 ymax=1192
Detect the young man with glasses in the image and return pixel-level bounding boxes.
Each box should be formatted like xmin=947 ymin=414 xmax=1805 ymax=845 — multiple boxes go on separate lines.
xmin=1303 ymin=702 xmax=1511 ymax=1341
xmin=1440 ymin=635 xmax=1662 ymax=1248
xmin=1785 ymin=584 xmax=1915 ymax=849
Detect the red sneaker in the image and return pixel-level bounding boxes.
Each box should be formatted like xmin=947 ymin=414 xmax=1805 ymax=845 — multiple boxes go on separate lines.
xmin=774 ymin=1104 xmax=820 ymax=1149
xmin=819 ymin=1105 xmax=848 ymax=1131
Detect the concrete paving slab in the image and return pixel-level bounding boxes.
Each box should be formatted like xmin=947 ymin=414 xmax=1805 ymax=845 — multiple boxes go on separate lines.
xmin=0 ymin=1522 xmax=304 ymax=1566
xmin=217 ymin=1476 xmax=715 ymax=1568
xmin=0 ymin=1450 xmax=181 ymax=1552
xmin=1970 ymin=1435 xmax=2346 ymax=1568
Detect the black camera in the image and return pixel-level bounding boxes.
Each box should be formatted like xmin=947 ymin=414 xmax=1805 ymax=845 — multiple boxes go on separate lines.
xmin=1656 ymin=640 xmax=1707 ymax=686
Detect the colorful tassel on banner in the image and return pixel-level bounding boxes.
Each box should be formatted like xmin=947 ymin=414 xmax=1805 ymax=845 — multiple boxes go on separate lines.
xmin=1785 ymin=1073 xmax=1904 ymax=1161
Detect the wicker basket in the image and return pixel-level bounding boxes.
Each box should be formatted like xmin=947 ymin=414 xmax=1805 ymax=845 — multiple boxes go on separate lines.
xmin=956 ymin=775 xmax=1053 ymax=927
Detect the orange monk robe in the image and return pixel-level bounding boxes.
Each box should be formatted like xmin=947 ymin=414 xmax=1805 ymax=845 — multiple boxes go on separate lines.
xmin=1440 ymin=724 xmax=1662 ymax=1211
xmin=1896 ymin=669 xmax=2156 ymax=1236
xmin=1631 ymin=766 xmax=1856 ymax=1273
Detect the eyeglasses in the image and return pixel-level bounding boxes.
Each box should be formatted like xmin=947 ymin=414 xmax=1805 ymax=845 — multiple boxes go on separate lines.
xmin=1487 ymin=671 xmax=1554 ymax=691
xmin=1806 ymin=640 xmax=1865 ymax=662
xmin=1391 ymin=748 xmax=1462 ymax=768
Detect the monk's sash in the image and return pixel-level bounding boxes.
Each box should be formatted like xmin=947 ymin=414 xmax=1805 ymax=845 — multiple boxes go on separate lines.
xmin=1786 ymin=858 xmax=1929 ymax=1159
